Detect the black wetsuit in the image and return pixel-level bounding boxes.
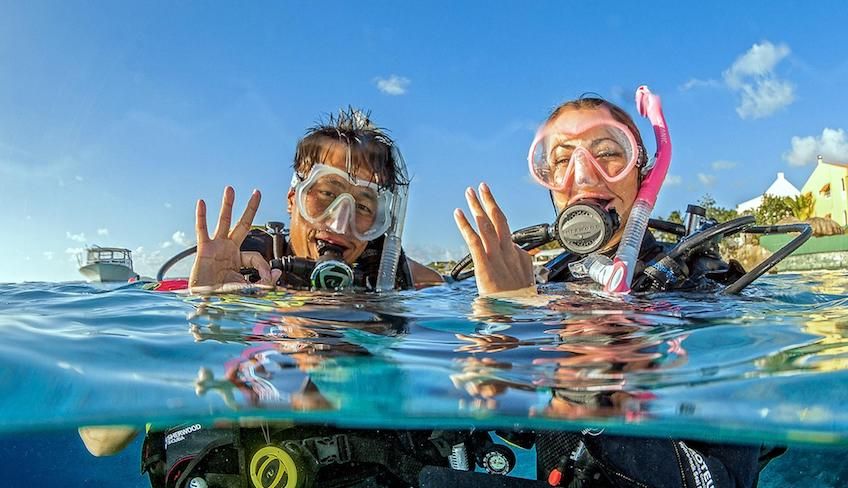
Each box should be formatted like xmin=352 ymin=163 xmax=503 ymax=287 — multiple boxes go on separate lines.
xmin=532 ymin=231 xmax=766 ymax=488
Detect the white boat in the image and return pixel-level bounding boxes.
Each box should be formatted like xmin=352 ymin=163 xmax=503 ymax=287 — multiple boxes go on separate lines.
xmin=77 ymin=246 xmax=137 ymax=282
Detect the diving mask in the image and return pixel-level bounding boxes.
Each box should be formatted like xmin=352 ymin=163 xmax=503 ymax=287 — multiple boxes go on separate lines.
xmin=528 ymin=119 xmax=640 ymax=190
xmin=292 ymin=163 xmax=394 ymax=241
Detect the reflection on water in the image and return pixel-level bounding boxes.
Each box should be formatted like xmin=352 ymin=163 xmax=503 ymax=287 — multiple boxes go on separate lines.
xmin=1 ymin=271 xmax=848 ymax=485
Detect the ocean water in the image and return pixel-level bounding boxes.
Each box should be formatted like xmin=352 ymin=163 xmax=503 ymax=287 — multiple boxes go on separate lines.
xmin=1 ymin=272 xmax=847 ymax=486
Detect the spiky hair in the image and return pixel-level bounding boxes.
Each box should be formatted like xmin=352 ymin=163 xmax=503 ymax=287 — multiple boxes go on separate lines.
xmin=293 ymin=107 xmax=409 ymax=190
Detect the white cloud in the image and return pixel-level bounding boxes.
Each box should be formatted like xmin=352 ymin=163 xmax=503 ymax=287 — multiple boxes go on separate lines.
xmin=132 ymin=246 xmax=165 ymax=273
xmin=711 ymin=160 xmax=737 ymax=170
xmin=697 ymin=173 xmax=716 ymax=186
xmin=43 ymin=251 xmax=54 ymax=260
xmin=665 ymin=175 xmax=683 ymax=186
xmin=722 ymin=41 xmax=794 ymax=119
xmin=75 ymin=175 xmax=84 ymax=182
xmin=172 ymin=231 xmax=191 ymax=247
xmin=161 ymin=241 xmax=173 ymax=249
xmin=783 ymin=128 xmax=848 ymax=166
xmin=97 ymin=228 xmax=109 ymax=236
xmin=66 ymin=231 xmax=86 ymax=243
xmin=374 ymin=75 xmax=411 ymax=96
xmin=680 ymin=78 xmax=720 ymax=91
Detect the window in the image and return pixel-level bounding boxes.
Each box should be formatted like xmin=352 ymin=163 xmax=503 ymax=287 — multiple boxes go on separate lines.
xmin=820 ymin=182 xmax=831 ymax=198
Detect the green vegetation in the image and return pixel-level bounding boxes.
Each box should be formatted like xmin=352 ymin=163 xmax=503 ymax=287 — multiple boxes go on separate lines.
xmin=698 ymin=194 xmax=739 ymax=223
xmin=785 ymin=192 xmax=816 ymax=221
xmin=754 ymin=194 xmax=792 ymax=225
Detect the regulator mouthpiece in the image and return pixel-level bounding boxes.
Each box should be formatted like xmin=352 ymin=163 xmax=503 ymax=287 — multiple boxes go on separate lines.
xmin=311 ymin=240 xmax=353 ymax=290
xmin=554 ymin=201 xmax=620 ymax=255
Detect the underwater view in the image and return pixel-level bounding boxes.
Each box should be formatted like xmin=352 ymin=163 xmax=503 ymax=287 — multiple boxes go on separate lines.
xmin=4 ymin=2 xmax=848 ymax=487
xmin=1 ymin=272 xmax=847 ymax=486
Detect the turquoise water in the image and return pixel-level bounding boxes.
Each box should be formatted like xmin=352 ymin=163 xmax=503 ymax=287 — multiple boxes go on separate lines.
xmin=1 ymin=272 xmax=848 ymax=485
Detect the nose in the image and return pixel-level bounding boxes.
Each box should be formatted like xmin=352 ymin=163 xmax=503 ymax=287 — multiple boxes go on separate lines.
xmin=571 ymin=148 xmax=601 ymax=187
xmin=324 ymin=196 xmax=353 ymax=234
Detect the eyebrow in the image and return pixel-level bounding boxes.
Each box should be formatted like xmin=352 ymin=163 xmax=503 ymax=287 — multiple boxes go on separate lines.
xmin=551 ymin=137 xmax=621 ymax=152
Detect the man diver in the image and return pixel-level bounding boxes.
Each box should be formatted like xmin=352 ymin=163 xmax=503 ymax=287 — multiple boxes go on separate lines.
xmin=453 ymin=89 xmax=767 ymax=487
xmin=79 ymin=108 xmax=443 ymax=465
xmin=190 ymin=108 xmax=442 ymax=293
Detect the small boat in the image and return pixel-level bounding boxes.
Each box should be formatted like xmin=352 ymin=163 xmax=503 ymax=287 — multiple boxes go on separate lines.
xmin=77 ymin=246 xmax=137 ymax=282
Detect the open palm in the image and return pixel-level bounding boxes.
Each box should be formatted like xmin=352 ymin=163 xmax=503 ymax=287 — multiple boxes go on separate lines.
xmin=189 ymin=186 xmax=261 ymax=290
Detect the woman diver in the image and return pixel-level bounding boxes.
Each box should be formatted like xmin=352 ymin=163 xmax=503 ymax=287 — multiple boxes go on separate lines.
xmin=453 ymin=87 xmax=768 ymax=487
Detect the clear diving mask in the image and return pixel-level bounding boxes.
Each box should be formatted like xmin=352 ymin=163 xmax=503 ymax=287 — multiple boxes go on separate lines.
xmin=292 ymin=163 xmax=394 ymax=242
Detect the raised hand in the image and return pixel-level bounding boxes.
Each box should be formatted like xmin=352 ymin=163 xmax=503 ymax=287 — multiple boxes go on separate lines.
xmin=453 ymin=183 xmax=535 ymax=296
xmin=189 ymin=186 xmax=280 ymax=292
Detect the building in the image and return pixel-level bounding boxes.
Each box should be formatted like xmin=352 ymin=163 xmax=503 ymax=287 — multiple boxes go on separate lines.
xmin=736 ymin=172 xmax=801 ymax=214
xmin=799 ymin=156 xmax=848 ymax=226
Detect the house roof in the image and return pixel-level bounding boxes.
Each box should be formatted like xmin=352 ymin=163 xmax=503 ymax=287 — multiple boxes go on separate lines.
xmin=823 ymin=162 xmax=848 ymax=169
xmin=736 ymin=172 xmax=801 ymax=213
xmin=764 ymin=172 xmax=801 ymax=197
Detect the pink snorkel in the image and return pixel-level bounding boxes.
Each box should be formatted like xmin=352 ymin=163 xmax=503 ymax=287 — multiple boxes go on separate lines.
xmin=568 ymin=85 xmax=672 ymax=293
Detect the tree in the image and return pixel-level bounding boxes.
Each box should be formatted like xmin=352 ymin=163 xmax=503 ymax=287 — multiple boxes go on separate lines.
xmin=698 ymin=194 xmax=738 ymax=223
xmin=666 ymin=210 xmax=683 ymax=224
xmin=755 ymin=194 xmax=792 ymax=225
xmin=785 ymin=192 xmax=816 ymax=221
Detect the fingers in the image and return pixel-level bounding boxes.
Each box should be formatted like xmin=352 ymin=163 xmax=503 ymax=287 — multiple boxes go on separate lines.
xmin=464 ymin=187 xmax=498 ymax=253
xmin=271 ymin=268 xmax=283 ymax=287
xmin=478 ymin=183 xmax=512 ymax=246
xmin=195 ymin=199 xmax=210 ymax=244
xmin=212 ymin=186 xmax=235 ymax=240
xmin=241 ymin=251 xmax=273 ymax=287
xmin=230 ymin=189 xmax=261 ymax=244
xmin=454 ymin=208 xmax=484 ymax=263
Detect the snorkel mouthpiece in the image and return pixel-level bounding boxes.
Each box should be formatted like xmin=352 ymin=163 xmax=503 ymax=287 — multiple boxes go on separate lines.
xmin=555 ymin=201 xmax=620 ymax=255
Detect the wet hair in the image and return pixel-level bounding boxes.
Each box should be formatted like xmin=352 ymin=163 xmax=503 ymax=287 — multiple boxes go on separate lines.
xmin=293 ymin=107 xmax=410 ymax=191
xmin=545 ymin=95 xmax=649 ymax=169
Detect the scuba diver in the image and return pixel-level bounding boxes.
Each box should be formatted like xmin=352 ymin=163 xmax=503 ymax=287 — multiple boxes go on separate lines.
xmin=168 ymin=107 xmax=443 ymax=294
xmin=453 ymin=87 xmax=808 ymax=297
xmin=450 ymin=87 xmax=795 ymax=486
xmin=78 ymin=109 xmax=450 ymax=481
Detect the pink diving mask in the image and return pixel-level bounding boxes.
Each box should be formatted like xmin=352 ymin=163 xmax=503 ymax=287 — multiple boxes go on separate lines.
xmin=528 ymin=118 xmax=641 ymax=190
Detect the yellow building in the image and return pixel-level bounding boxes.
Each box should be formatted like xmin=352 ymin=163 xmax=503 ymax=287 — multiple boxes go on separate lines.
xmin=800 ymin=155 xmax=848 ymax=226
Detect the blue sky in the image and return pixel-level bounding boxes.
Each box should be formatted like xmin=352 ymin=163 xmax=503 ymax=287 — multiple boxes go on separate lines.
xmin=2 ymin=2 xmax=847 ymax=282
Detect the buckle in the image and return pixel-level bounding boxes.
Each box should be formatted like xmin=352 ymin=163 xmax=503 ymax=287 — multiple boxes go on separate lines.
xmin=300 ymin=434 xmax=351 ymax=465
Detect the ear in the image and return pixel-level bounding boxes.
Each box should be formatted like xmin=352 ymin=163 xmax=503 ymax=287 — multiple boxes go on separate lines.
xmin=287 ymin=188 xmax=295 ymax=214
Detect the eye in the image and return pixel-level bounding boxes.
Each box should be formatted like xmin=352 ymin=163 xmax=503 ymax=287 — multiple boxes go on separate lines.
xmin=356 ymin=203 xmax=374 ymax=215
xmin=597 ymin=151 xmax=621 ymax=159
xmin=318 ymin=190 xmax=337 ymax=199
xmin=552 ymin=152 xmax=573 ymax=166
